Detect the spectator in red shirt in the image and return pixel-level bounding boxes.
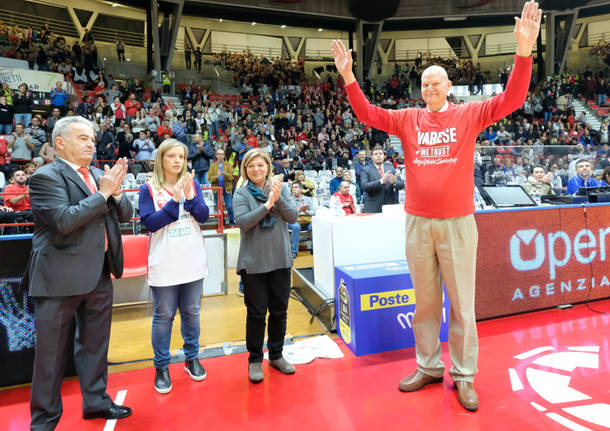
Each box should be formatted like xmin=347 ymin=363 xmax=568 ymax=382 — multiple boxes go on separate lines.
xmin=3 ymin=169 xmax=34 ymax=230
xmin=332 ymin=0 xmax=541 ymax=412
xmin=156 ymin=119 xmax=173 ymax=143
xmin=124 ymin=93 xmax=141 ymax=121
xmin=4 ymin=169 xmax=30 ymax=211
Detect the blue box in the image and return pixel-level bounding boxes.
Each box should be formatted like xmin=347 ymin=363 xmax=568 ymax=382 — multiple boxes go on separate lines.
xmin=335 ymin=260 xmax=450 ymax=356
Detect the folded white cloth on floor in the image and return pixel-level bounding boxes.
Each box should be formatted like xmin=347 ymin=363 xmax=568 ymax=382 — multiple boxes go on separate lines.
xmin=264 ymin=335 xmax=344 ymax=364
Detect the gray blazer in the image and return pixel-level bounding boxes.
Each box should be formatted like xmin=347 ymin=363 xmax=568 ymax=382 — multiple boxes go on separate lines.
xmin=234 ymin=182 xmax=297 ymax=275
xmin=361 ymin=161 xmax=405 ymax=213
xmin=25 ymin=158 xmax=133 ymax=297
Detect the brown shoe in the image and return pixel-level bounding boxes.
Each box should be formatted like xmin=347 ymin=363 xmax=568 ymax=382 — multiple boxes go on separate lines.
xmin=398 ymin=370 xmax=443 ymax=392
xmin=454 ymin=381 xmax=479 ymax=411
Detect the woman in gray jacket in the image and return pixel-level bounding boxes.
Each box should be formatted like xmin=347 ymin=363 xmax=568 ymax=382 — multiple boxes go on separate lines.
xmin=233 ymin=148 xmax=298 ymax=383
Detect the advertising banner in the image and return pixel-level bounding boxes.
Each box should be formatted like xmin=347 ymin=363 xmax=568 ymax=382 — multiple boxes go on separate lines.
xmin=0 ymin=68 xmax=64 ymax=93
xmin=335 ymin=260 xmax=450 ymax=356
xmin=475 ymin=205 xmax=610 ymax=319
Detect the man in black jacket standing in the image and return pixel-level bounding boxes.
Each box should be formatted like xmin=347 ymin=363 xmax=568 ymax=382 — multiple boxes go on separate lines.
xmin=27 ymin=116 xmax=133 ymax=430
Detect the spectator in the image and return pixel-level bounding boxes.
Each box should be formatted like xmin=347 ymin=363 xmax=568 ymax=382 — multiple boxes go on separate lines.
xmin=523 ymin=165 xmax=554 ymax=197
xmin=133 ymin=131 xmax=155 ymax=172
xmin=286 ymin=182 xmax=315 ymax=258
xmin=13 ymin=83 xmax=33 ymax=126
xmin=330 ymin=180 xmax=356 ymax=215
xmin=194 ymin=48 xmax=202 ymax=73
xmin=208 ymin=148 xmax=235 ymax=225
xmin=116 ymin=123 xmax=134 ymax=159
xmin=96 ymin=122 xmax=116 ymax=166
xmin=566 ymin=159 xmax=598 ymax=194
xmin=184 ymin=45 xmax=192 ymax=70
xmin=8 ymin=124 xmax=34 ymax=161
xmin=38 ymin=140 xmax=55 ymax=163
xmin=0 ymin=95 xmax=14 ymax=134
xmin=596 ymin=166 xmax=610 ymax=186
xmin=293 ymin=170 xmax=315 ymax=197
xmin=329 ymin=166 xmax=344 ymax=195
xmin=187 ymin=132 xmax=215 ymax=185
xmin=3 ymin=169 xmax=33 ymax=229
xmin=360 ymin=146 xmax=405 ymax=213
xmin=233 ymin=148 xmax=297 ymax=383
xmin=49 ymin=81 xmax=69 ymax=114
xmin=0 ymin=83 xmax=13 ymax=105
xmin=172 ymin=115 xmax=188 ymax=144
xmin=353 ymin=150 xmax=371 ymax=185
xmin=138 ymin=139 xmax=209 ymax=394
xmin=343 ymin=170 xmax=361 ymax=204
xmin=275 ymin=158 xmax=294 ymax=182
xmin=157 ymin=119 xmax=173 ymax=143
xmin=124 ymin=93 xmax=141 ymax=122
xmin=25 ymin=116 xmax=47 ymax=157
xmin=116 ymin=39 xmax=125 ymax=62
xmin=82 ymin=27 xmax=94 ymax=45
xmin=111 ymin=96 xmax=126 ymax=127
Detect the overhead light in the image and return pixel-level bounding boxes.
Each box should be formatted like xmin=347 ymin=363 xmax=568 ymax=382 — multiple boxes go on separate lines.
xmin=251 ymin=22 xmax=256 ymax=25
xmin=443 ymin=16 xmax=466 ymax=21
xmin=281 ymin=24 xmax=286 ymax=29
xmin=219 ymin=18 xmax=223 ymax=22
xmin=112 ymin=2 xmax=118 ymax=7
xmin=318 ymin=28 xmax=323 ymax=31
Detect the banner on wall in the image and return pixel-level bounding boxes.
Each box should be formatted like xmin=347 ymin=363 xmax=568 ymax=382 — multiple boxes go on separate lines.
xmin=0 ymin=68 xmax=64 ymax=93
xmin=475 ymin=205 xmax=610 ymax=320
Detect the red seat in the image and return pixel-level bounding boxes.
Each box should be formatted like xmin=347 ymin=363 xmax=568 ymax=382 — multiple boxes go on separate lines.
xmin=113 ymin=234 xmax=149 ymax=279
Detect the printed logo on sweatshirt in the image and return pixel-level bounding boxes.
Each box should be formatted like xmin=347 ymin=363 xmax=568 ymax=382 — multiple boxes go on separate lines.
xmin=414 ymin=127 xmax=459 ymax=166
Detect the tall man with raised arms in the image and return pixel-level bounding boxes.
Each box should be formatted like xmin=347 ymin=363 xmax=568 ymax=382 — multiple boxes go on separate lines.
xmin=332 ymin=1 xmax=542 ymax=411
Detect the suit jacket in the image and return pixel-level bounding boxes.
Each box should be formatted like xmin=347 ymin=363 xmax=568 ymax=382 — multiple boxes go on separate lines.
xmin=25 ymin=158 xmax=133 ymax=297
xmin=208 ymin=161 xmax=234 ymax=193
xmin=360 ymin=162 xmax=405 ymax=213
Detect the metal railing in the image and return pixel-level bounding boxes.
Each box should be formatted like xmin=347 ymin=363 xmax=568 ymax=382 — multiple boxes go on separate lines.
xmin=211 ymin=43 xmax=283 ymax=59
xmin=89 ymin=25 xmax=144 ymax=48
xmin=0 ymin=185 xmax=225 ymax=235
xmin=588 ymin=32 xmax=608 ymax=46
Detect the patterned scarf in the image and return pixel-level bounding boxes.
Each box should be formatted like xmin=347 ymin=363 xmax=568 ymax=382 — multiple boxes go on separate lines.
xmin=246 ymin=180 xmax=277 ymax=228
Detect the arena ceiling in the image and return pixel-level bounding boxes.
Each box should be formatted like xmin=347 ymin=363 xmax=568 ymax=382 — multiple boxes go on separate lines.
xmin=122 ymin=0 xmax=610 ymax=30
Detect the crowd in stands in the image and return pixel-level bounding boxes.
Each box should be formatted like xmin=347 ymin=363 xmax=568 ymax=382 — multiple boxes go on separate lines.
xmin=0 ymin=21 xmax=100 ymax=78
xmin=1 ymin=43 xmax=609 ymax=233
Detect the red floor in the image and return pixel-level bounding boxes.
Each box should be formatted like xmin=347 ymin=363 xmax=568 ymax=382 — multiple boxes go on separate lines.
xmin=2 ymin=301 xmax=610 ymax=431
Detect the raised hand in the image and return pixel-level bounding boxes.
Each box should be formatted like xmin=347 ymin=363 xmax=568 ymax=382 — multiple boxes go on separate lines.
xmin=172 ymin=175 xmax=186 ymax=201
xmin=514 ymin=1 xmax=542 ymax=57
xmin=99 ymin=159 xmax=128 ymax=198
xmin=182 ymin=170 xmax=195 ymax=200
xmin=331 ymin=40 xmax=356 ymax=85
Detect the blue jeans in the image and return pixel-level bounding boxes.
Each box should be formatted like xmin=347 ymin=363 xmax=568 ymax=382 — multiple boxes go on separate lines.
xmin=544 ymin=111 xmax=553 ymax=123
xmin=214 ymin=187 xmax=234 ymax=224
xmin=599 ymin=93 xmax=607 ymax=106
xmin=288 ymin=222 xmax=311 ymax=256
xmin=195 ymin=170 xmax=209 ymax=186
xmin=13 ymin=113 xmax=32 ymax=127
xmin=0 ymin=123 xmax=13 ymax=134
xmin=150 ymin=278 xmax=203 ymax=369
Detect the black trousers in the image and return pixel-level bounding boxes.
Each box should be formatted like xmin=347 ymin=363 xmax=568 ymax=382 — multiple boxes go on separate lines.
xmin=30 ymin=267 xmax=113 ymax=431
xmin=242 ymin=268 xmax=291 ymax=363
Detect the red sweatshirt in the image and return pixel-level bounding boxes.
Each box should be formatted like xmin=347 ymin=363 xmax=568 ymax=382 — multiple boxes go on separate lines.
xmin=346 ymin=55 xmax=532 ymax=218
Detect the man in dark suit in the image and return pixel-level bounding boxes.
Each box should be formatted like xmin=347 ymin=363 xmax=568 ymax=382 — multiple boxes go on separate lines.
xmin=361 ymin=145 xmax=405 ymax=213
xmin=26 ymin=116 xmax=133 ymax=430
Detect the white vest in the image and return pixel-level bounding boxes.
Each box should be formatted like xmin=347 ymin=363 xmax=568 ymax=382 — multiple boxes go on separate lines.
xmin=146 ymin=183 xmax=208 ymax=286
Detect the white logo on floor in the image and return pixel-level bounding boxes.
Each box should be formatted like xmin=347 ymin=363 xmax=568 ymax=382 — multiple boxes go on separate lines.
xmin=508 ymin=345 xmax=610 ymax=430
